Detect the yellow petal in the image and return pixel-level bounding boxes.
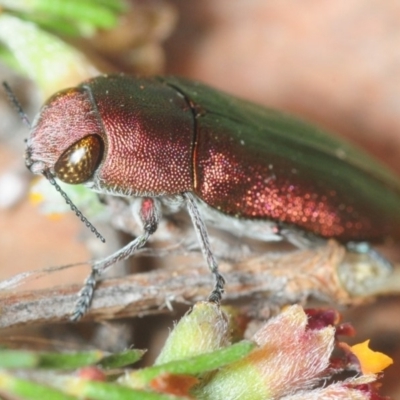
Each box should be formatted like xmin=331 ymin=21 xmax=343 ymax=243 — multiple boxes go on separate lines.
xmin=351 ymin=340 xmax=393 ymax=374
xmin=29 ymin=191 xmax=44 ymax=205
xmin=48 ymin=213 xmax=63 ymax=221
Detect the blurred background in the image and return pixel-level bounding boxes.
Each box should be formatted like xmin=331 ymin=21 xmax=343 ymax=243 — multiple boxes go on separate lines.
xmin=0 ymin=0 xmax=399 ymax=397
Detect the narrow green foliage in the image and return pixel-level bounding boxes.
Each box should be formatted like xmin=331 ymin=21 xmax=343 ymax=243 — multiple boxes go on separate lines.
xmin=0 ymin=305 xmax=380 ymax=399
xmin=37 ymin=350 xmax=105 ymax=369
xmin=0 ymin=0 xmax=124 ymax=94
xmin=0 ymin=350 xmax=39 ymax=368
xmin=99 ymin=349 xmax=146 ymax=369
xmin=0 ymin=373 xmax=78 ymax=400
xmin=0 ymin=0 xmax=125 ymax=36
xmin=125 ymin=341 xmax=255 ymax=388
xmin=0 ymin=349 xmax=105 ymax=369
xmin=68 ymin=380 xmax=187 ymax=400
xmin=0 ymin=13 xmax=98 ymax=95
xmin=0 ymin=349 xmax=144 ymax=370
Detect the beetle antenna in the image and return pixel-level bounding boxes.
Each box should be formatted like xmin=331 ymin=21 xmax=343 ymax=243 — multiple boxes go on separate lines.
xmin=43 ymin=171 xmax=106 ymax=243
xmin=2 ymin=82 xmax=31 ymax=128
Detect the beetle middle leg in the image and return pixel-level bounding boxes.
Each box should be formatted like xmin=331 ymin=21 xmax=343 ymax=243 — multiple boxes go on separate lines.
xmin=70 ymin=197 xmax=160 ymax=321
xmin=183 ymin=192 xmax=226 ymax=303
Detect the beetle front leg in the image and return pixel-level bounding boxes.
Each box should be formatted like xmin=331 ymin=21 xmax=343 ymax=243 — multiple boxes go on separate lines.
xmin=70 ymin=198 xmax=160 ymax=321
xmin=183 ymin=192 xmax=226 ymax=304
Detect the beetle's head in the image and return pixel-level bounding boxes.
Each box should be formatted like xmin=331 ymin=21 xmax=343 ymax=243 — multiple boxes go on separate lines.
xmin=2 ymin=81 xmax=106 ymax=242
xmin=26 ymin=86 xmax=105 ymax=185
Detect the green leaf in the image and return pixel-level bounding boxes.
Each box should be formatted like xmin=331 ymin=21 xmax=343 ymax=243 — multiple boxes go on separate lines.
xmin=0 ymin=13 xmax=98 ymax=96
xmin=99 ymin=349 xmax=146 ymax=369
xmin=0 ymin=349 xmax=105 ymax=369
xmin=125 ymin=341 xmax=255 ymax=388
xmin=38 ymin=350 xmax=105 ymax=369
xmin=69 ymin=380 xmax=187 ymax=400
xmin=0 ymin=0 xmax=125 ymax=35
xmin=0 ymin=373 xmax=78 ymax=400
xmin=0 ymin=350 xmax=39 ymax=368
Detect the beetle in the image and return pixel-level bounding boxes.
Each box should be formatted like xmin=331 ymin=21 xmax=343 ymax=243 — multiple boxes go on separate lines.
xmin=12 ymin=74 xmax=400 ymax=320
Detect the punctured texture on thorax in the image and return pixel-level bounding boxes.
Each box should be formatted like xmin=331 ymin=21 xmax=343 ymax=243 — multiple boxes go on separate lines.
xmin=87 ymin=75 xmax=194 ymax=196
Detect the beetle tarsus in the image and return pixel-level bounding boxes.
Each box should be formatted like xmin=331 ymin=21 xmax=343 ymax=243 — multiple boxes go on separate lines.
xmin=208 ymin=273 xmax=226 ymax=304
xmin=70 ymin=268 xmax=98 ymax=321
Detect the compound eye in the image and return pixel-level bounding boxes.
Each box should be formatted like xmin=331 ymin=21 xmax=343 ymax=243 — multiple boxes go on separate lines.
xmin=54 ymin=135 xmax=103 ymax=184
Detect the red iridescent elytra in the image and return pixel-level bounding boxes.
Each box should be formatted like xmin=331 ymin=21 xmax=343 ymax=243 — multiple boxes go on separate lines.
xmin=27 ymin=74 xmax=400 ymax=243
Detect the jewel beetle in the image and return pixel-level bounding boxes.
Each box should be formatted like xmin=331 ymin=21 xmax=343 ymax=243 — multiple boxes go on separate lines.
xmin=13 ymin=74 xmax=400 ymax=320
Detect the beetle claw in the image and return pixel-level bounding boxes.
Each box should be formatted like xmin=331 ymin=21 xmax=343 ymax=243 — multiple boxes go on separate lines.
xmin=208 ymin=273 xmax=226 ymax=304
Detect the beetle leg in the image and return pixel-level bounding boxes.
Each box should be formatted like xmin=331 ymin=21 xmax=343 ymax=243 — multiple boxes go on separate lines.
xmin=183 ymin=192 xmax=226 ymax=304
xmin=70 ymin=197 xmax=160 ymax=321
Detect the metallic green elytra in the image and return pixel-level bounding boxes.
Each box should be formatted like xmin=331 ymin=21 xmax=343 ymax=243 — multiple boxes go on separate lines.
xmin=159 ymin=76 xmax=400 ymax=243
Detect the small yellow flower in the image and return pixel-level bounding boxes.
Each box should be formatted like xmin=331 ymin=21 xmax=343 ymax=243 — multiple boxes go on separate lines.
xmin=28 ymin=191 xmax=44 ymax=205
xmin=350 ymin=340 xmax=393 ymax=374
